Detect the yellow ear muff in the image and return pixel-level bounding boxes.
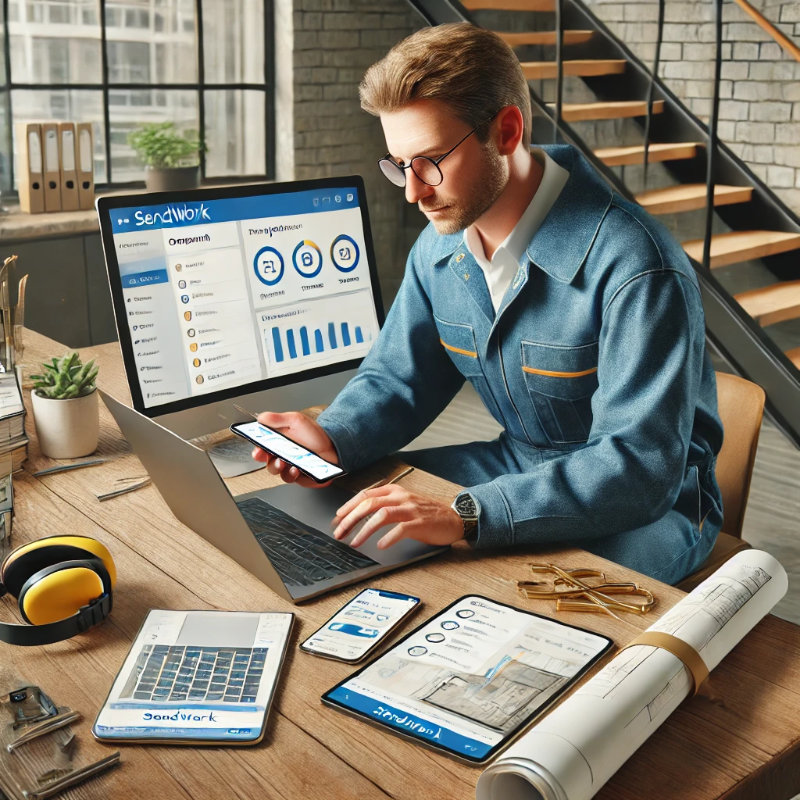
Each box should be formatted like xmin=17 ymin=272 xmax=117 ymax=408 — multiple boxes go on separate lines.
xmin=1 ymin=535 xmax=117 ymax=593
xmin=19 ymin=564 xmax=107 ymax=626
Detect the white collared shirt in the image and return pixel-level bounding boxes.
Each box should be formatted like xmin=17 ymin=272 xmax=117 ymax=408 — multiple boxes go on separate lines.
xmin=464 ymin=148 xmax=569 ymax=313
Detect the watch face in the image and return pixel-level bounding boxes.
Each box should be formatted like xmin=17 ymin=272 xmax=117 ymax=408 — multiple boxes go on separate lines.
xmin=455 ymin=494 xmax=478 ymax=520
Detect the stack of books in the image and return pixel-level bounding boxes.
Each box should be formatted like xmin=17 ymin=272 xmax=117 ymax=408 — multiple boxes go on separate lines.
xmin=0 ymin=372 xmax=28 ymax=473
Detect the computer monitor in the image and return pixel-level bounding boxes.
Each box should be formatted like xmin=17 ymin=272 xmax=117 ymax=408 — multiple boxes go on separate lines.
xmin=96 ymin=175 xmax=384 ymax=446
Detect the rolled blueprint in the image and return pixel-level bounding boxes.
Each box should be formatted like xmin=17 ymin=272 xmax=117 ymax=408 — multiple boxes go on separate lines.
xmin=476 ymin=549 xmax=788 ymax=800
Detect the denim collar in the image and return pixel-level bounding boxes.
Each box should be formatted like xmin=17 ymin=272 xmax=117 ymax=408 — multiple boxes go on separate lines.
xmin=434 ymin=145 xmax=613 ymax=285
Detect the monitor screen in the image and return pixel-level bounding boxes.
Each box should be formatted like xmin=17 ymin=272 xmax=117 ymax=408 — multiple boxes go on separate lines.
xmin=97 ymin=176 xmax=383 ymax=439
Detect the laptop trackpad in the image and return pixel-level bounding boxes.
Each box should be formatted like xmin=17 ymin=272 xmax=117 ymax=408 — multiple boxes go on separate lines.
xmin=244 ymin=482 xmax=436 ymax=565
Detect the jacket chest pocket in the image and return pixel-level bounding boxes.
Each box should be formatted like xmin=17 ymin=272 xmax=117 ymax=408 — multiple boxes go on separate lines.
xmin=521 ymin=340 xmax=598 ymax=445
xmin=435 ymin=317 xmax=483 ymax=378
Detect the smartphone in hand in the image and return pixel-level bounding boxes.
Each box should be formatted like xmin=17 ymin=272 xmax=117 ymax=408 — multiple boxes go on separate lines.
xmin=230 ymin=420 xmax=346 ymax=483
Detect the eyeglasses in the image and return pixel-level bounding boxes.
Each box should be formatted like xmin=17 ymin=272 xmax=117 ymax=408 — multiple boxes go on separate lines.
xmin=378 ymin=125 xmax=481 ymax=188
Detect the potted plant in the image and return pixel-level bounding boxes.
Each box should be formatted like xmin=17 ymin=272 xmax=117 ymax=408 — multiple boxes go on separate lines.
xmin=30 ymin=352 xmax=100 ymax=459
xmin=128 ymin=122 xmax=206 ymax=192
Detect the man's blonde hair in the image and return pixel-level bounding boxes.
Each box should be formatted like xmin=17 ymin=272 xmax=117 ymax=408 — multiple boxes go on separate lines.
xmin=359 ymin=23 xmax=532 ymax=147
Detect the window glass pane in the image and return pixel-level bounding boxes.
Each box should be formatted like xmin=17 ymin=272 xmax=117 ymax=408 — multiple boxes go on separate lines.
xmin=110 ymin=90 xmax=198 ymax=183
xmin=202 ymin=0 xmax=264 ymax=83
xmin=11 ymin=89 xmax=105 ymax=184
xmin=10 ymin=2 xmax=102 ymax=84
xmin=106 ymin=0 xmax=197 ymax=84
xmin=204 ymin=90 xmax=265 ymax=178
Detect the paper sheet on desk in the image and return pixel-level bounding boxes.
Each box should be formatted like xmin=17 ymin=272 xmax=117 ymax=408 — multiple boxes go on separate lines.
xmin=476 ymin=550 xmax=788 ymax=800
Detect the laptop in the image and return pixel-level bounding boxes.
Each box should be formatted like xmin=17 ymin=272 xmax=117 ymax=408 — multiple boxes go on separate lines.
xmin=101 ymin=390 xmax=446 ymax=603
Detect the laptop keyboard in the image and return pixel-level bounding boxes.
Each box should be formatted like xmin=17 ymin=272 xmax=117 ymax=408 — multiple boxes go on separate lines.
xmin=237 ymin=496 xmax=378 ymax=587
xmin=121 ymin=645 xmax=267 ymax=704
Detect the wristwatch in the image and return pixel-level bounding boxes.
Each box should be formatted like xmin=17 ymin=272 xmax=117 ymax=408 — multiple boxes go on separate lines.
xmin=451 ymin=492 xmax=480 ymax=544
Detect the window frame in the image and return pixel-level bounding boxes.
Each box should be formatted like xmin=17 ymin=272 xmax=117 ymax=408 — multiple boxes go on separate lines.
xmin=0 ymin=0 xmax=275 ymax=195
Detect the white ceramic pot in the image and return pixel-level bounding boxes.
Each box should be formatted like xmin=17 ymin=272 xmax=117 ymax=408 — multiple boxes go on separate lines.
xmin=32 ymin=389 xmax=99 ymax=459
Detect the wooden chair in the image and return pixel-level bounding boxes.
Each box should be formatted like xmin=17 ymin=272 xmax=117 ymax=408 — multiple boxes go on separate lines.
xmin=676 ymin=371 xmax=766 ymax=591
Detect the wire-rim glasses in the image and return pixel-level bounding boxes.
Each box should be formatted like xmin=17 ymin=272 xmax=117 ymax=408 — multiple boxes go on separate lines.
xmin=378 ymin=125 xmax=481 ymax=188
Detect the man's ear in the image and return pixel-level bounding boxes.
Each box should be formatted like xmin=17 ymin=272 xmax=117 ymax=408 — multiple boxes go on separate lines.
xmin=493 ymin=106 xmax=525 ymax=155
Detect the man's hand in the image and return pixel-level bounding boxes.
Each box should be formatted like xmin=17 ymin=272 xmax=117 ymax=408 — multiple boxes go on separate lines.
xmin=252 ymin=410 xmax=338 ymax=488
xmin=332 ymin=484 xmax=465 ymax=549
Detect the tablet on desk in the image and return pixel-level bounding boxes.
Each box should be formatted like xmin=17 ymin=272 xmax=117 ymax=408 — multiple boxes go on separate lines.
xmin=93 ymin=609 xmax=293 ymax=745
xmin=322 ymin=595 xmax=612 ymax=764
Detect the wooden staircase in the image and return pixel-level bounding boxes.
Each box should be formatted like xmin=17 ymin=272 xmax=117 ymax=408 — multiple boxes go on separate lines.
xmin=460 ymin=0 xmax=800 ymax=377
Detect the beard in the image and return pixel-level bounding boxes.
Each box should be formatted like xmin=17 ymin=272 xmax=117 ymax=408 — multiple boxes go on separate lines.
xmin=419 ymin=142 xmax=508 ymax=234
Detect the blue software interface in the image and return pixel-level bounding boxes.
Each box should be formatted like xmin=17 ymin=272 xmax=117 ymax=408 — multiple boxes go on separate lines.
xmin=105 ymin=185 xmax=380 ymax=410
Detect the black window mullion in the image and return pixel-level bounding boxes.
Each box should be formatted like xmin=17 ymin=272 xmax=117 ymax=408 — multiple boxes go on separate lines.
xmin=2 ymin=0 xmax=14 ymax=194
xmin=264 ymin=0 xmax=274 ymax=180
xmin=196 ymin=0 xmax=206 ymax=180
xmin=99 ymin=0 xmax=112 ymax=184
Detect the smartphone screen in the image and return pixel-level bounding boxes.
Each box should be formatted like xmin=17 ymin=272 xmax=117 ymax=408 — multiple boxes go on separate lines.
xmin=300 ymin=589 xmax=421 ymax=663
xmin=230 ymin=420 xmax=345 ymax=482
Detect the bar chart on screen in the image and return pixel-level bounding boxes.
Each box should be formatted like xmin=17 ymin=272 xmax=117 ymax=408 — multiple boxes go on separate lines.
xmin=259 ymin=289 xmax=379 ymax=376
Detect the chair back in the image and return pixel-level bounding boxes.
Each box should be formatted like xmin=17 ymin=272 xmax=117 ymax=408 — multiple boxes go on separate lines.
xmin=714 ymin=371 xmax=765 ymax=538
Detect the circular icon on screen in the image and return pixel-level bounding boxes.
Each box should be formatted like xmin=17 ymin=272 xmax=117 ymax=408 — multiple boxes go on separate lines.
xmin=407 ymin=646 xmax=428 ymax=657
xmin=175 ymin=263 xmax=183 ymax=272
xmin=181 ymin=294 xmax=190 ymax=304
xmin=455 ymin=609 xmax=475 ymax=619
xmin=292 ymin=240 xmax=323 ymax=278
xmin=440 ymin=620 xmax=459 ymax=631
xmin=195 ymin=375 xmax=204 ymax=384
xmin=192 ymin=358 xmax=201 ymax=367
xmin=330 ymin=235 xmax=360 ymax=272
xmin=184 ymin=311 xmax=192 ymax=321
xmin=178 ymin=279 xmax=186 ymax=289
xmin=187 ymin=328 xmax=196 ymax=338
xmin=189 ymin=343 xmax=198 ymax=352
xmin=426 ymin=633 xmax=445 ymax=643
xmin=253 ymin=246 xmax=285 ymax=286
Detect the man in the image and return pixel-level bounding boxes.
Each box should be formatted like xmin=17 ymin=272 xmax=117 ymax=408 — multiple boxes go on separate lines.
xmin=254 ymin=23 xmax=723 ymax=585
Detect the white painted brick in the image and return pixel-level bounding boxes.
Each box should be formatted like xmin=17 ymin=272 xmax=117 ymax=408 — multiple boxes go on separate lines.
xmin=721 ymin=61 xmax=749 ymax=80
xmin=768 ymin=165 xmax=795 ymax=187
xmin=719 ymin=100 xmax=750 ymax=121
xmin=780 ymin=3 xmax=800 ymax=22
xmin=732 ymin=80 xmax=781 ymax=101
xmin=663 ymin=60 xmax=714 ymax=80
xmin=683 ymin=43 xmax=712 ymax=61
xmin=774 ymin=123 xmax=800 ymax=144
xmin=735 ymin=120 xmax=777 ymax=143
xmin=782 ymin=82 xmax=800 ymax=101
xmin=717 ymin=120 xmax=737 ymax=140
xmin=749 ymin=61 xmax=800 ymax=81
xmin=732 ymin=42 xmax=759 ymax=60
xmin=751 ymin=101 xmax=793 ymax=122
xmin=660 ymin=43 xmax=682 ymax=60
xmin=753 ymin=145 xmax=775 ymax=163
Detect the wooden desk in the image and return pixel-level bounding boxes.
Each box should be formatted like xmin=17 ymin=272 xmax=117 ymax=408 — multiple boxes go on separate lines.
xmin=4 ymin=330 xmax=800 ymax=800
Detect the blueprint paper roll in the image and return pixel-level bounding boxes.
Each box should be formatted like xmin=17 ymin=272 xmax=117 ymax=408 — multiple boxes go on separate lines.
xmin=476 ymin=549 xmax=788 ymax=800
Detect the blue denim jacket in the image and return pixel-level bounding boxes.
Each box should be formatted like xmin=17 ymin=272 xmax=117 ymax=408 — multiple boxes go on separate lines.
xmin=318 ymin=145 xmax=723 ymax=568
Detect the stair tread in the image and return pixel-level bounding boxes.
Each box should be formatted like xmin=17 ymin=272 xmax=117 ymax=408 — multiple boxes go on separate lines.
xmin=498 ymin=30 xmax=594 ymax=46
xmin=636 ymin=183 xmax=754 ymax=214
xmin=462 ymin=0 xmax=555 ymax=10
xmin=683 ymin=230 xmax=800 ymax=268
xmin=522 ymin=59 xmax=626 ymax=79
xmin=735 ymin=279 xmax=800 ymax=326
xmin=553 ymin=100 xmax=664 ymax=121
xmin=595 ymin=142 xmax=701 ymax=166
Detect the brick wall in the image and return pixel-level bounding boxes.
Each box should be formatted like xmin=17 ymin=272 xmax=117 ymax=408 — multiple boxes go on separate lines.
xmin=583 ymin=0 xmax=800 ymax=216
xmin=276 ymin=0 xmax=426 ymax=306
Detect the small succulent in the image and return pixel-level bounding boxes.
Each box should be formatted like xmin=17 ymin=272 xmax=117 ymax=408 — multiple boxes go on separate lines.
xmin=31 ymin=352 xmax=99 ymax=399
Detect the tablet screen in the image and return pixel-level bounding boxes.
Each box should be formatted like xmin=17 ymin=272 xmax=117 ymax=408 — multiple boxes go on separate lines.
xmin=322 ymin=595 xmax=612 ymax=763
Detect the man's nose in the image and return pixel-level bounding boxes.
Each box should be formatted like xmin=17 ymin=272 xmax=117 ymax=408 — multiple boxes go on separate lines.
xmin=404 ymin=169 xmax=434 ymax=204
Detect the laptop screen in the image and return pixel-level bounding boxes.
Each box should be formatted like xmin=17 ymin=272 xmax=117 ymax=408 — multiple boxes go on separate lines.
xmin=97 ymin=176 xmax=383 ymax=420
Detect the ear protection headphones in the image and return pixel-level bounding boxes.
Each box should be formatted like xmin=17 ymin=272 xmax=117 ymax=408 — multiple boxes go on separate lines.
xmin=0 ymin=535 xmax=116 ymax=646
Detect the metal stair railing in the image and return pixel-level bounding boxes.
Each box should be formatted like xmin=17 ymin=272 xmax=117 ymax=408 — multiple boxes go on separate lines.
xmin=403 ymin=0 xmax=800 ymax=448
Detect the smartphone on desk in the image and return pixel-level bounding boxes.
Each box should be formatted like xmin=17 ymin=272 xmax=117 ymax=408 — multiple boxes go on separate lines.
xmin=230 ymin=420 xmax=346 ymax=483
xmin=301 ymin=588 xmax=421 ymax=663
